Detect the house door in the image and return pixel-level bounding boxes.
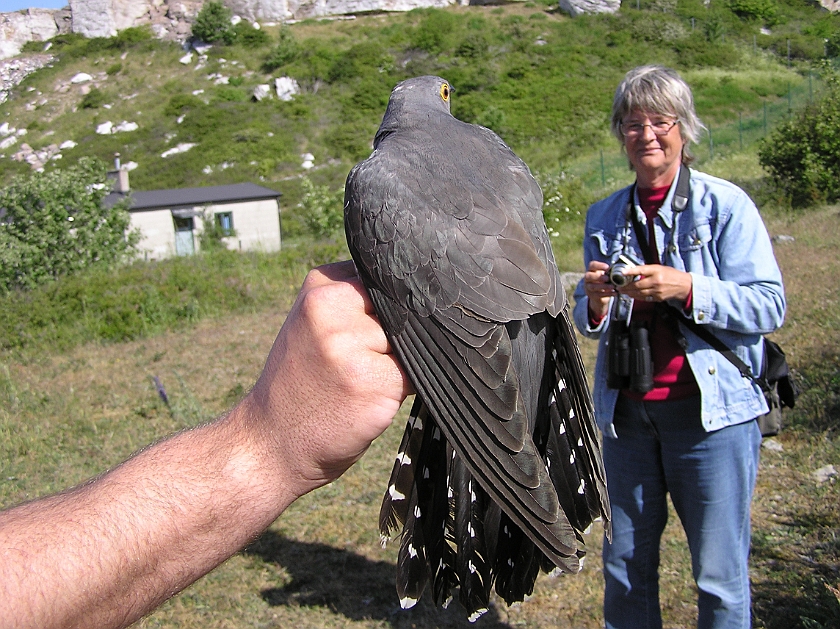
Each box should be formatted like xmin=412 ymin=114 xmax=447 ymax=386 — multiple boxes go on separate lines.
xmin=173 ymin=216 xmax=195 ymax=256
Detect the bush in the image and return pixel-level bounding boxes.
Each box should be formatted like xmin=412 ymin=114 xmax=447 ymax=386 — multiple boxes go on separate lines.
xmin=0 ymin=158 xmax=138 ymax=293
xmin=298 ymin=176 xmax=344 ymax=239
xmin=758 ymin=68 xmax=840 ymax=207
xmin=263 ymin=26 xmax=299 ymax=71
xmin=191 ymin=1 xmax=236 ymax=45
xmin=728 ymin=0 xmax=778 ymax=25
xmin=80 ymin=87 xmax=107 ymax=109
xmin=233 ymin=21 xmax=270 ymax=48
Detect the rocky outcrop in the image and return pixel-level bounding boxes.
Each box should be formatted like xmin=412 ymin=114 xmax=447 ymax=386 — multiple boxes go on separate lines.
xmin=558 ymin=0 xmax=620 ymax=17
xmin=0 ymin=8 xmax=70 ymax=60
xmin=0 ymin=53 xmax=54 ymax=104
xmin=1 ymin=0 xmax=476 ymax=61
xmin=225 ymin=0 xmax=458 ymax=21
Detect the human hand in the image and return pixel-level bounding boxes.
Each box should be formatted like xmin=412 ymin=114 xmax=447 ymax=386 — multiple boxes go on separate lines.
xmin=240 ymin=261 xmax=412 ymax=501
xmin=583 ymin=260 xmax=616 ymax=321
xmin=615 ymin=263 xmax=692 ymax=304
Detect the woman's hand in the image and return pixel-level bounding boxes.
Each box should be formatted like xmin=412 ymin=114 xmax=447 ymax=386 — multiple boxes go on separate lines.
xmin=583 ymin=260 xmax=616 ymax=321
xmin=616 ymin=263 xmax=692 ymax=304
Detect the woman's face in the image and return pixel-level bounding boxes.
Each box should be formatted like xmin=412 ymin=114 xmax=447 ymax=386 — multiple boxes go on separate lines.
xmin=621 ymin=109 xmax=686 ymax=188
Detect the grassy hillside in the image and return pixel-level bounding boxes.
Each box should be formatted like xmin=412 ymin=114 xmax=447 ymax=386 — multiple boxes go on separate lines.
xmin=1 ymin=0 xmax=837 ymax=229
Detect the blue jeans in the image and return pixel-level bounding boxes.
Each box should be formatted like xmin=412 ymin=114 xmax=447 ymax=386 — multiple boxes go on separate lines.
xmin=602 ymin=395 xmax=761 ymax=629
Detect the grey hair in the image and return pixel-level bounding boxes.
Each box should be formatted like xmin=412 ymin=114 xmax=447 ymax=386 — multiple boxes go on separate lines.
xmin=610 ymin=65 xmax=706 ymax=165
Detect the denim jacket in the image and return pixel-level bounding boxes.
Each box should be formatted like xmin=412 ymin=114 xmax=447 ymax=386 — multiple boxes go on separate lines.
xmin=572 ymin=167 xmax=786 ymax=437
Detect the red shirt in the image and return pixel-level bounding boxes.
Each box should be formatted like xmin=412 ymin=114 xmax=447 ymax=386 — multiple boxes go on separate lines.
xmin=622 ymin=185 xmax=700 ymax=402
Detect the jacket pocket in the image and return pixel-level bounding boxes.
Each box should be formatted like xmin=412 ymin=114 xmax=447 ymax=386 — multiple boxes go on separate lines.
xmin=590 ymin=230 xmax=623 ymax=258
xmin=678 ymin=221 xmax=712 ymax=252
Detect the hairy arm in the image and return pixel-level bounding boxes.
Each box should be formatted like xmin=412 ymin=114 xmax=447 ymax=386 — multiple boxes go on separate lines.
xmin=0 ymin=261 xmax=410 ymax=629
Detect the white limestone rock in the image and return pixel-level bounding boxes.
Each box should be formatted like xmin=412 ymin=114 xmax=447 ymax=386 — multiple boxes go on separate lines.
xmin=275 ymin=76 xmax=299 ymax=101
xmin=558 ymin=0 xmax=620 ymax=17
xmin=253 ymin=83 xmax=271 ymax=100
xmin=161 ymin=142 xmax=196 ymax=157
xmin=70 ymin=71 xmax=92 ymax=83
xmin=114 ymin=120 xmax=138 ymax=132
xmin=0 ymin=9 xmax=60 ymax=61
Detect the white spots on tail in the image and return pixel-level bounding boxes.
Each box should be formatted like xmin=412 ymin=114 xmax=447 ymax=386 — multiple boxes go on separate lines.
xmin=577 ymin=479 xmax=586 ymax=494
xmin=569 ymin=451 xmax=576 ymax=465
xmin=388 ymin=484 xmax=405 ymax=501
xmin=400 ymin=596 xmax=418 ymax=609
xmin=468 ymin=608 xmax=489 ymax=623
xmin=395 ymin=451 xmax=412 ymax=466
xmin=407 ymin=542 xmax=418 ymax=558
xmin=414 ymin=505 xmax=422 ymax=518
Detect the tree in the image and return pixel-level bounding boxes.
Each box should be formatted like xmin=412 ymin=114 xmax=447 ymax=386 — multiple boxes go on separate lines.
xmin=0 ymin=158 xmax=138 ymax=293
xmin=759 ymin=67 xmax=840 ymax=207
xmin=298 ymin=176 xmax=344 ymax=240
xmin=191 ymin=1 xmax=236 ymax=45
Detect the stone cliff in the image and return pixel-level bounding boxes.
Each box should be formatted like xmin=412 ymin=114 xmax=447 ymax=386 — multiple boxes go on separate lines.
xmin=1 ymin=0 xmax=464 ymax=60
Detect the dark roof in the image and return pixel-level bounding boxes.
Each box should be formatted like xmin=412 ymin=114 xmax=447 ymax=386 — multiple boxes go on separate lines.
xmin=104 ymin=182 xmax=281 ymax=212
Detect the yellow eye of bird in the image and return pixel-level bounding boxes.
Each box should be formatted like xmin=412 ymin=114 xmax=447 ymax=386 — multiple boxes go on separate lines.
xmin=440 ymin=84 xmax=450 ymax=102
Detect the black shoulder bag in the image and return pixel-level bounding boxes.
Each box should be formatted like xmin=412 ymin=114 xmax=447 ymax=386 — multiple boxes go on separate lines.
xmin=630 ymin=167 xmax=798 ymax=437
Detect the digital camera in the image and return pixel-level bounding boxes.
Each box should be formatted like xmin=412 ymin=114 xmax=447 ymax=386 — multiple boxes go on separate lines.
xmin=608 ymin=254 xmax=638 ymax=287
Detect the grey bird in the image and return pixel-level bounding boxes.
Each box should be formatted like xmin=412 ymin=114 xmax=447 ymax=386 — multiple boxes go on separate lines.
xmin=344 ymin=75 xmax=610 ymax=620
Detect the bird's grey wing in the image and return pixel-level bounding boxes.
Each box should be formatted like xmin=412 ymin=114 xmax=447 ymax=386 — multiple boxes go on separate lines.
xmin=345 ymin=143 xmax=581 ymax=569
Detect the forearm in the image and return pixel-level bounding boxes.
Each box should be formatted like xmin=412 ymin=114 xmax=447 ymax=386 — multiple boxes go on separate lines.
xmin=0 ymin=402 xmax=292 ymax=629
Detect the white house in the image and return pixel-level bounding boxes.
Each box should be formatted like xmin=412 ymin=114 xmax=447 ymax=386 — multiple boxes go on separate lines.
xmin=104 ymin=168 xmax=282 ymax=260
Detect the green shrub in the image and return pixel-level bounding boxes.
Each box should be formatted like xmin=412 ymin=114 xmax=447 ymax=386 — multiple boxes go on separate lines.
xmin=233 ymin=21 xmax=270 ymax=48
xmin=191 ymin=0 xmax=236 ymax=45
xmin=198 ymin=211 xmax=236 ymax=252
xmin=411 ymin=9 xmax=458 ymax=54
xmin=105 ymin=62 xmax=123 ymax=75
xmin=164 ymin=93 xmax=204 ymax=118
xmin=0 ymin=158 xmax=138 ymax=294
xmin=263 ymin=26 xmax=299 ymax=71
xmin=728 ymin=0 xmax=778 ymax=25
xmin=80 ymin=87 xmax=107 ymax=109
xmin=297 ymin=176 xmax=345 ymax=239
xmin=112 ymin=26 xmax=153 ymax=49
xmin=758 ymin=69 xmax=840 ymax=207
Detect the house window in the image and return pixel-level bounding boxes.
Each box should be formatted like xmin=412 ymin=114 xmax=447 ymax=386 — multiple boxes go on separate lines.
xmin=216 ymin=212 xmax=234 ymax=236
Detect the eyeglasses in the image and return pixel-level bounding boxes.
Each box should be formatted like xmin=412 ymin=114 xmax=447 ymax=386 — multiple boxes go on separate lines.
xmin=620 ymin=119 xmax=679 ymax=137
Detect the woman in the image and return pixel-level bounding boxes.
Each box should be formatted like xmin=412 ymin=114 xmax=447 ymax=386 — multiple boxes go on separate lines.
xmin=572 ymin=65 xmax=785 ymax=629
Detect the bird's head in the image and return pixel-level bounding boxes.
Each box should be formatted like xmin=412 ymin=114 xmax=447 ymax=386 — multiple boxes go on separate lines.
xmin=374 ymin=76 xmax=453 ymax=145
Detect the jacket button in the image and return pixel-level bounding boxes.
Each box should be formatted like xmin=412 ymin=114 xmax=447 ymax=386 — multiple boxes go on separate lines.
xmin=698 ymin=312 xmax=705 ymax=321
xmin=708 ymin=366 xmax=716 ymax=375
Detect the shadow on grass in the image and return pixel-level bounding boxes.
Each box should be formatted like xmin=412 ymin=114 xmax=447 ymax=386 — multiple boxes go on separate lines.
xmin=245 ymin=530 xmax=516 ymax=628
xmin=751 ymin=518 xmax=840 ymax=628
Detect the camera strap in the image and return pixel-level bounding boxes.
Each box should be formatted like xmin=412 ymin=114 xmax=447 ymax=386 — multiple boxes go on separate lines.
xmin=628 ymin=165 xmax=690 ymax=265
